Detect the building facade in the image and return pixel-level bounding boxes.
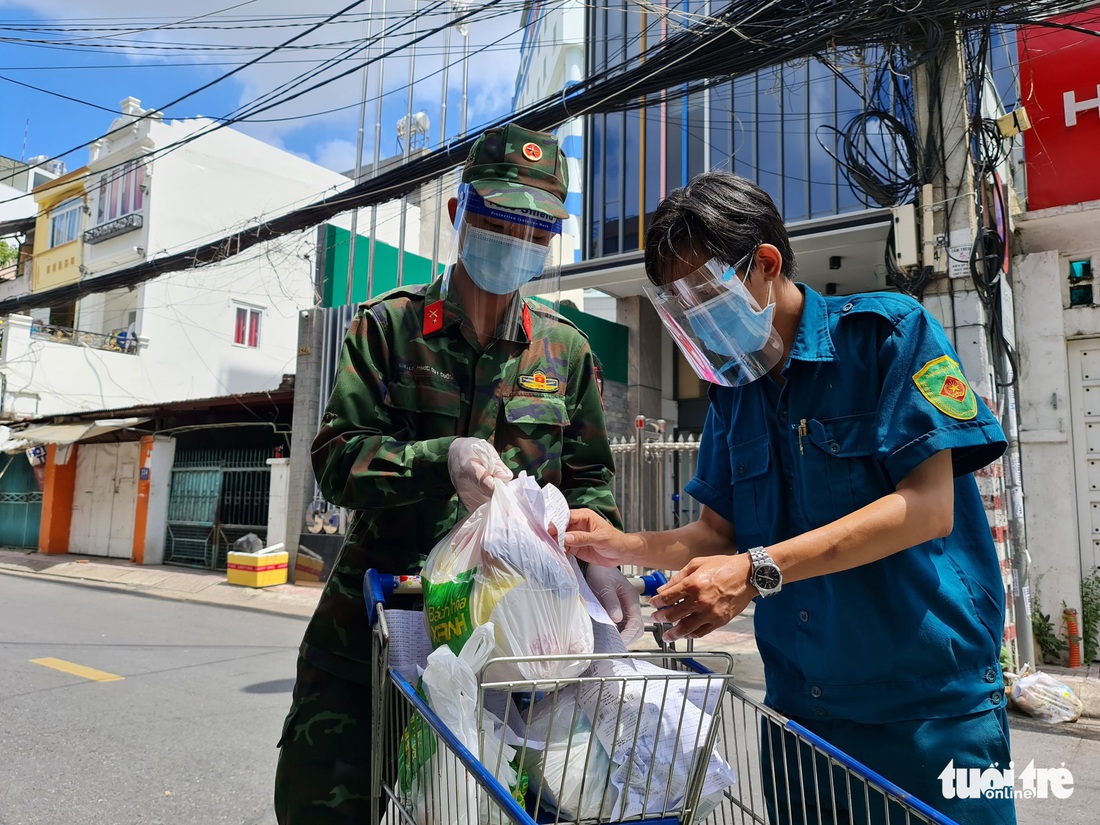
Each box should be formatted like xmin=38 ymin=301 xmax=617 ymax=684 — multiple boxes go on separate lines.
xmin=0 ymin=97 xmax=422 ymax=566
xmin=1011 ymin=8 xmax=1100 ymax=641
xmin=0 ymin=97 xmax=420 ymax=421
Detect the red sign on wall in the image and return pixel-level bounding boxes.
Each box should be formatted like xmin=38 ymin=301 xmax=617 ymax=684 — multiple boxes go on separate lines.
xmin=1018 ymin=9 xmax=1100 ymax=211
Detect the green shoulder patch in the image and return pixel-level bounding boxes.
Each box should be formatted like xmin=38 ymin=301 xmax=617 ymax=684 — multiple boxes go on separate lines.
xmin=913 ymin=356 xmax=977 ymax=420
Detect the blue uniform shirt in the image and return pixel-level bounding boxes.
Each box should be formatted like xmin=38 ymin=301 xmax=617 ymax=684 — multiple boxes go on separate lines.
xmin=686 ymin=285 xmax=1008 ymax=724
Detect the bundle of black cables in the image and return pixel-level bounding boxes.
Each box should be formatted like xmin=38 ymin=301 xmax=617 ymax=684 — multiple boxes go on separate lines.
xmin=820 ymin=109 xmax=921 ymax=208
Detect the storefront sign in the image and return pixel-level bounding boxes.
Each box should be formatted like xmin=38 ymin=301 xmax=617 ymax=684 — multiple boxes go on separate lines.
xmin=1018 ymin=9 xmax=1100 ymax=210
xmin=83 ymin=212 xmax=143 ymax=245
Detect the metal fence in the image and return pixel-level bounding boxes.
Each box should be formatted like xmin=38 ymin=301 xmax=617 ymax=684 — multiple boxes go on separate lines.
xmin=165 ymin=447 xmax=271 ymax=570
xmin=30 ymin=321 xmax=138 ymax=354
xmin=610 ymin=417 xmax=702 ymax=534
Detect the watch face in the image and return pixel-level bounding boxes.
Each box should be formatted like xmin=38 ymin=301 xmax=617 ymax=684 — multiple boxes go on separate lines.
xmin=754 ymin=564 xmax=782 ymax=591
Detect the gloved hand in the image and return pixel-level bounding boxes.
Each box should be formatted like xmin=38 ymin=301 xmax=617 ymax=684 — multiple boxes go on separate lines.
xmin=448 ymin=437 xmax=512 ymax=511
xmin=585 ymin=564 xmax=645 ymax=645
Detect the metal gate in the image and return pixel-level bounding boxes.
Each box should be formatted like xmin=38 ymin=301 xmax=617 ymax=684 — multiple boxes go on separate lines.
xmin=610 ymin=419 xmax=701 ymax=532
xmin=0 ymin=452 xmax=42 ymax=549
xmin=164 ymin=447 xmax=270 ymax=570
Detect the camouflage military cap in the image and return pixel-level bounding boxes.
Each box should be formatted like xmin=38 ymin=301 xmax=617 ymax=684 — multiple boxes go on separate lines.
xmin=462 ymin=124 xmax=569 ymax=219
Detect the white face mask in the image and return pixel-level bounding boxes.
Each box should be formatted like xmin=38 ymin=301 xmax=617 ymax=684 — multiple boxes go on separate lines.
xmin=459 ymin=225 xmax=551 ymax=295
xmin=685 ymin=276 xmax=775 ymax=357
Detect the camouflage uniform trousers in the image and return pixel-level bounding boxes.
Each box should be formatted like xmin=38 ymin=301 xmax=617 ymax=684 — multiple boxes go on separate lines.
xmin=274 ymin=655 xmax=379 ymax=824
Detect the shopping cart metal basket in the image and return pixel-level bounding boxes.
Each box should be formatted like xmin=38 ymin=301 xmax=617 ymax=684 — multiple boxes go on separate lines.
xmin=365 ymin=569 xmax=958 ymax=825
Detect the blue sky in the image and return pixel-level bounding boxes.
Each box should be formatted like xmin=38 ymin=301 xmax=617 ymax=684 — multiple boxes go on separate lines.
xmin=0 ymin=0 xmax=526 ymax=175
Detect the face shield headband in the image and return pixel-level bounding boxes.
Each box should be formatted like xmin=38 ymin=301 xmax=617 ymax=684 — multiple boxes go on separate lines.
xmin=644 ymin=252 xmax=784 ymax=387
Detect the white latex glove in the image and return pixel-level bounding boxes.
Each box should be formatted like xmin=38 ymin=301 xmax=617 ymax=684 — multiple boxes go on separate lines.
xmin=585 ymin=565 xmax=645 ymax=645
xmin=448 ymin=437 xmax=512 ymax=511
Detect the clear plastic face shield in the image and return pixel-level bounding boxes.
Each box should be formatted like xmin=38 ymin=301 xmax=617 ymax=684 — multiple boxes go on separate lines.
xmin=644 ymin=252 xmax=784 ymax=387
xmin=442 ymin=183 xmax=562 ymax=341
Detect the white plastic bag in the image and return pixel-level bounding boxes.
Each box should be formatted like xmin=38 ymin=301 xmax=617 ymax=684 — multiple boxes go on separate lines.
xmin=421 ymin=474 xmax=593 ymax=680
xmin=1009 ymin=664 xmax=1084 ymax=723
xmin=422 ymin=507 xmax=488 ymax=653
xmin=579 ymin=658 xmax=736 ymax=820
xmin=522 ymin=686 xmax=615 ymax=820
xmin=415 ymin=624 xmax=522 ymax=825
xmin=473 ymin=475 xmax=593 ymax=682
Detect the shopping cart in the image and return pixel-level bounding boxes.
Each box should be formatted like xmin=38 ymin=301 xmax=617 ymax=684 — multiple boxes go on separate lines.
xmin=365 ymin=570 xmax=958 ymax=825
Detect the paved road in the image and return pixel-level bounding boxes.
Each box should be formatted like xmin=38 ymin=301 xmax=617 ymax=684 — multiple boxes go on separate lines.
xmin=2 ymin=572 xmax=1098 ymax=824
xmin=0 ymin=575 xmax=305 ymax=825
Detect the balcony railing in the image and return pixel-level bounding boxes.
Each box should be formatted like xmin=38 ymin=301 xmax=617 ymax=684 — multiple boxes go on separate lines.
xmin=0 ymin=256 xmax=31 ymax=282
xmin=30 ymin=322 xmax=139 ymax=354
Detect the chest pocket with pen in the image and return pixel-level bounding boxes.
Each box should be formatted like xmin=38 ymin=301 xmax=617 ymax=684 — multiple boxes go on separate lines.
xmin=796 ymin=411 xmax=889 ymax=526
xmin=384 ymin=376 xmax=461 ymax=439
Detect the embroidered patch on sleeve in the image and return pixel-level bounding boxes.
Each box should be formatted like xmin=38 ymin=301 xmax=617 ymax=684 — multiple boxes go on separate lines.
xmin=913 ymin=355 xmax=978 ymax=420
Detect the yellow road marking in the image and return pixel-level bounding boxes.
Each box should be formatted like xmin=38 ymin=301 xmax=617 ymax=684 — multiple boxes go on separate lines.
xmin=30 ymin=657 xmax=124 ymax=683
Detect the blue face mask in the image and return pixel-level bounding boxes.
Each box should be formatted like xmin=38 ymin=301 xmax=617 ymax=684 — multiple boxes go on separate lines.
xmin=460 ymin=225 xmax=551 ymax=295
xmin=685 ymin=278 xmax=774 ymax=358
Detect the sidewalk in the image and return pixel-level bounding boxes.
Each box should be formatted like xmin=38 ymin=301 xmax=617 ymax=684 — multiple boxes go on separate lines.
xmin=0 ymin=547 xmax=322 ymax=618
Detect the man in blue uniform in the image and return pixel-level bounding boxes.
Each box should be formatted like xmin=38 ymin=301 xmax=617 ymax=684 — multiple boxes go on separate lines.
xmin=565 ymin=172 xmax=1015 ymax=824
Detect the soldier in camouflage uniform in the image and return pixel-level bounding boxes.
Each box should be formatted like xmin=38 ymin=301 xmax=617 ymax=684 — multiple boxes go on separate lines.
xmin=274 ymin=125 xmax=635 ymax=824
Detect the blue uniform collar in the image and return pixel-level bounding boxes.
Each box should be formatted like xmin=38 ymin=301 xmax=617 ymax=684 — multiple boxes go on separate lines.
xmin=787 ymin=284 xmax=838 ymax=363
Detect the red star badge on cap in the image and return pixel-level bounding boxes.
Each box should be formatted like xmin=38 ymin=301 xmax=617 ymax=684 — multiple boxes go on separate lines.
xmin=522 ymin=142 xmax=542 ymax=162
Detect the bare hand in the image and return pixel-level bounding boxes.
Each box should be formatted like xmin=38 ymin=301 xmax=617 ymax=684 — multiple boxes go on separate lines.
xmin=563 ymin=508 xmax=640 ymax=567
xmin=650 ymin=554 xmax=755 ymax=641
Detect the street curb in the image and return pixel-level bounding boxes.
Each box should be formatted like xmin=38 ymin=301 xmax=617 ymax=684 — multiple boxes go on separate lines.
xmin=0 ymin=562 xmax=318 ymax=620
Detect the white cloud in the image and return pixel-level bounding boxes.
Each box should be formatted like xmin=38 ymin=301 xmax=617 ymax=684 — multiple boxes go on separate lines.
xmin=1 ymin=0 xmax=527 ymax=163
xmin=313 ymin=137 xmax=358 ymax=172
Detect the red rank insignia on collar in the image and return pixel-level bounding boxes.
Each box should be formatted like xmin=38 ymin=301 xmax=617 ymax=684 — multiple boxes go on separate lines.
xmin=423 ymin=300 xmax=444 ymax=336
xmin=522 ymin=304 xmax=532 ymax=340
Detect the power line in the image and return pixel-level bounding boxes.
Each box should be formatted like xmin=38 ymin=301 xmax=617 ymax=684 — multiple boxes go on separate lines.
xmin=2 ymin=0 xmax=1090 ymax=317
xmin=10 ymin=0 xmax=376 ymax=178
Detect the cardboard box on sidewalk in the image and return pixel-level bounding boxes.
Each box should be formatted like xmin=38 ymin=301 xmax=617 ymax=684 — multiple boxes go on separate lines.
xmin=294 ymin=546 xmax=325 ymax=583
xmin=227 ymin=544 xmax=288 ymax=588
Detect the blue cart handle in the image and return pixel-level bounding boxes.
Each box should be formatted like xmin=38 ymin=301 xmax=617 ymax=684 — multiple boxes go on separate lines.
xmin=366 ymin=568 xmax=666 ymax=618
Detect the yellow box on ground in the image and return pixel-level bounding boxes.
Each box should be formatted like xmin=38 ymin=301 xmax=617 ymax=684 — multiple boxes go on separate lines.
xmin=295 ymin=547 xmax=325 ymax=583
xmin=227 ymin=546 xmax=288 ymax=588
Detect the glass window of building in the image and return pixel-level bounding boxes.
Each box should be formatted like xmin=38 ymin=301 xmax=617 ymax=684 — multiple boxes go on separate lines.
xmin=96 ymin=159 xmax=145 ymax=225
xmin=585 ymin=1 xmax=894 ymax=259
xmin=48 ymin=197 xmax=82 ymax=248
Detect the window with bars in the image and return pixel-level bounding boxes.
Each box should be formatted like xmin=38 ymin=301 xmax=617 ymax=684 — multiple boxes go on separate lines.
xmin=48 ymin=198 xmax=83 ymax=248
xmin=233 ymin=305 xmax=262 ymax=348
xmin=96 ymin=159 xmax=145 ymax=225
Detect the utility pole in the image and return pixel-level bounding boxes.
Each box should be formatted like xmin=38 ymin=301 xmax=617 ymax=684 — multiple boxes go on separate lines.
xmin=284 ymin=227 xmax=328 ymax=582
xmin=345 ymin=9 xmax=376 ymax=307
xmin=912 ymin=32 xmax=1034 ymax=668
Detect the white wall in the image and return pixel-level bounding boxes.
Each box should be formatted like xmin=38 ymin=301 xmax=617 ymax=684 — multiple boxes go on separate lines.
xmin=1 ymin=243 xmax=313 ymax=415
xmin=1013 ymin=249 xmax=1080 ymax=617
xmin=1014 ymin=200 xmax=1100 ymax=619
xmin=3 ymin=99 xmax=423 ymax=417
xmin=0 ymin=182 xmax=36 ymax=224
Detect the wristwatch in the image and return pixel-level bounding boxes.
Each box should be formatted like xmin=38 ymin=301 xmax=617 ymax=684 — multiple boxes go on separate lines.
xmin=748 ymin=546 xmax=783 ymax=597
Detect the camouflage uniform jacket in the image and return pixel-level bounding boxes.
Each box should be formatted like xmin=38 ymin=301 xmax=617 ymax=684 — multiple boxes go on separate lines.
xmin=303 ymin=277 xmax=622 ymax=682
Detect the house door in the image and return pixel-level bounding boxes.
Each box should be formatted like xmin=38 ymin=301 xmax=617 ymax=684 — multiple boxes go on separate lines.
xmin=69 ymin=442 xmax=140 ymax=558
xmin=0 ymin=452 xmax=42 ymax=549
xmin=1068 ymin=339 xmax=1100 ymax=578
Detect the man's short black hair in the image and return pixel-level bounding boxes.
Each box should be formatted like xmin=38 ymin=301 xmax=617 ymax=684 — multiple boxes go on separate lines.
xmin=643 ymin=172 xmax=796 ymax=286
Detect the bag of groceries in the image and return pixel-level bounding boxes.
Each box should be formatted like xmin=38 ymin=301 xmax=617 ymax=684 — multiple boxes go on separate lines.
xmin=1009 ymin=664 xmax=1084 ymax=723
xmin=422 ymin=474 xmax=593 ymax=682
